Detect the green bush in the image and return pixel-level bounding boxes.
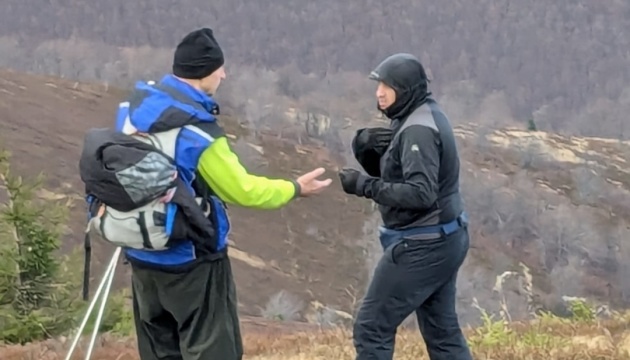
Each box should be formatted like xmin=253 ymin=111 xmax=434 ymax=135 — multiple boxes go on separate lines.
xmin=566 ymin=298 xmax=596 ymax=322
xmin=0 ymin=149 xmax=134 ymax=344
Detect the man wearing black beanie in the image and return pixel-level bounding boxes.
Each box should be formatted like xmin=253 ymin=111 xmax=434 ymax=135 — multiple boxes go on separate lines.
xmin=172 ymin=27 xmax=226 ymax=95
xmin=109 ymin=28 xmax=332 ymax=360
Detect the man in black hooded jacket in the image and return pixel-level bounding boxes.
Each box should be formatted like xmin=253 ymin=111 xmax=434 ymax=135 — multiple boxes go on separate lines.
xmin=338 ymin=53 xmax=473 ymax=360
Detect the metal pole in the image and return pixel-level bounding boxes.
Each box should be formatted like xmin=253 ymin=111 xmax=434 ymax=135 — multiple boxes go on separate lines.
xmin=64 ymin=247 xmax=121 ymax=360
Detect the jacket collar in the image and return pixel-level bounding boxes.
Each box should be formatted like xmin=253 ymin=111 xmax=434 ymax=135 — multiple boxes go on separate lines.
xmin=159 ymin=74 xmax=220 ymax=115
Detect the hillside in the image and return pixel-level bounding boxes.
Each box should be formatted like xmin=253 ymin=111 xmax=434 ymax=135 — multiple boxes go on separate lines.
xmin=2 ymin=0 xmax=630 ymax=140
xmin=2 ymin=69 xmax=630 ymax=332
xmin=0 ymin=68 xmax=369 ymax=321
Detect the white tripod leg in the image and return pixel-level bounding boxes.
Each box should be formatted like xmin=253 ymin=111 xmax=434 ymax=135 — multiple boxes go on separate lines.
xmin=84 ymin=246 xmax=120 ymax=359
xmin=64 ymin=246 xmax=121 ymax=360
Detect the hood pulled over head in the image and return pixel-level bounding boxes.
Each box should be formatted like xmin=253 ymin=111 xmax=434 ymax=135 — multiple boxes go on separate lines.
xmin=369 ymin=53 xmax=431 ymax=120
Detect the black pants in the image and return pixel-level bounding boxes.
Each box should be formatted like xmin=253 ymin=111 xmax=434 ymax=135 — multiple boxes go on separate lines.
xmin=353 ymin=228 xmax=472 ymax=360
xmin=131 ymin=257 xmax=243 ymax=360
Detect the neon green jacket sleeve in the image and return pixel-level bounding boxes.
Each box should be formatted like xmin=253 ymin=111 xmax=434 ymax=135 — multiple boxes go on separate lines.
xmin=197 ymin=137 xmax=299 ymax=209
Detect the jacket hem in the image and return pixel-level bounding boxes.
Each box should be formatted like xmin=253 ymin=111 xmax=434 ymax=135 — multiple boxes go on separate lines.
xmin=125 ymin=248 xmax=228 ymax=274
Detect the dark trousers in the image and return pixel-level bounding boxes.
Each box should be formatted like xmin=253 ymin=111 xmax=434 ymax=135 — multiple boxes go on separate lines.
xmin=131 ymin=257 xmax=243 ymax=360
xmin=353 ymin=227 xmax=472 ymax=360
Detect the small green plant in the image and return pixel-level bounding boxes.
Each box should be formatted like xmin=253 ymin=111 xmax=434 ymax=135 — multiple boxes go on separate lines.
xmin=566 ymin=297 xmax=596 ymax=322
xmin=468 ymin=298 xmax=515 ymax=348
xmin=0 ymin=149 xmax=77 ymax=343
xmin=0 ymin=148 xmax=134 ymax=343
xmin=67 ymin=287 xmax=136 ymax=337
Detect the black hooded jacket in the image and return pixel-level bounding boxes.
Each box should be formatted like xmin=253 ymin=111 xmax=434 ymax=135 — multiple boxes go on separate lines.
xmin=359 ymin=53 xmax=463 ymax=229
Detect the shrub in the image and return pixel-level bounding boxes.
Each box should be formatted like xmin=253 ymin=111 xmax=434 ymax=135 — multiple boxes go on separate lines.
xmin=0 ymin=149 xmax=133 ymax=344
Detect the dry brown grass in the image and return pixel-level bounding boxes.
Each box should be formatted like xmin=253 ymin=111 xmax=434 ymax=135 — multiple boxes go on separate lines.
xmin=5 ymin=314 xmax=630 ymax=359
xmin=4 ymin=266 xmax=630 ymax=359
xmin=242 ymin=320 xmax=630 ymax=360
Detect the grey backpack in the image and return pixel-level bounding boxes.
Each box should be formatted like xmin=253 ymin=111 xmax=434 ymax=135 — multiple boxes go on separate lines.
xmin=78 ymin=123 xmax=220 ymax=301
xmin=79 ymin=124 xmax=213 ymax=251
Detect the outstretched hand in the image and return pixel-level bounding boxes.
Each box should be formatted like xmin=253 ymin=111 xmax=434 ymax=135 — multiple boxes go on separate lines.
xmin=296 ymin=167 xmax=332 ymax=196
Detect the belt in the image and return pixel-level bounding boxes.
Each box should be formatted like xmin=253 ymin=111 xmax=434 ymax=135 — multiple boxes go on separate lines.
xmin=379 ymin=211 xmax=469 ymax=238
xmin=377 ymin=212 xmax=468 ymax=250
xmin=434 ymin=211 xmax=469 ymax=236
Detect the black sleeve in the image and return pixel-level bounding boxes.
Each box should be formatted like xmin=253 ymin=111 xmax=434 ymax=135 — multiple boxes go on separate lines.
xmin=351 ymin=127 xmax=393 ymax=178
xmin=359 ymin=125 xmax=440 ymax=210
xmin=352 ymin=146 xmax=382 ymax=177
xmin=351 ymin=129 xmax=381 ymax=177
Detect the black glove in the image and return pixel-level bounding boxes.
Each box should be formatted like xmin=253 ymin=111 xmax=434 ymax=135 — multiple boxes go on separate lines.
xmin=352 ymin=127 xmax=393 ymax=178
xmin=353 ymin=127 xmax=393 ymax=156
xmin=338 ymin=168 xmax=366 ymax=196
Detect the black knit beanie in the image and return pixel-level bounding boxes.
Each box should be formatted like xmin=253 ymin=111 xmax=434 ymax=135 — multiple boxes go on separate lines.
xmin=172 ymin=28 xmax=224 ymax=79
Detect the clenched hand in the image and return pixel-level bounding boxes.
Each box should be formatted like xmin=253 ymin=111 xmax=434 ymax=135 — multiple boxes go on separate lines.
xmin=353 ymin=127 xmax=393 ymax=156
xmin=338 ymin=168 xmax=366 ymax=196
